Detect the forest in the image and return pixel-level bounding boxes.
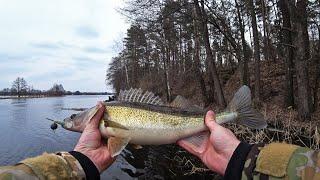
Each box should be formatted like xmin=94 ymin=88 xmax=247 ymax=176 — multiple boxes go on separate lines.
xmin=107 ymin=0 xmax=320 ymax=129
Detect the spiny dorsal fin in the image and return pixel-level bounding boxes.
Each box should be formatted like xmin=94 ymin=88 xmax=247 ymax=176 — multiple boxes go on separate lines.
xmin=118 ymin=88 xmax=164 ymax=106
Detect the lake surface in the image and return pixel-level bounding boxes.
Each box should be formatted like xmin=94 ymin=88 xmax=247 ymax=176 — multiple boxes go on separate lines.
xmin=0 ymin=95 xmax=217 ymax=179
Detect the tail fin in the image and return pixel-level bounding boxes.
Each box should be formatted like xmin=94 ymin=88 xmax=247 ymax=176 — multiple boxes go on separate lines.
xmin=228 ymin=85 xmax=267 ymax=129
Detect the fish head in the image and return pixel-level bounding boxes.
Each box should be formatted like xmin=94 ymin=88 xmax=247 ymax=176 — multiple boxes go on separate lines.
xmin=62 ymin=106 xmax=100 ymax=132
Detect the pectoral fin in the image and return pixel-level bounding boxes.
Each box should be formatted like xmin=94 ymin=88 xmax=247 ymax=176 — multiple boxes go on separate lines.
xmin=179 ymin=131 xmax=209 ymax=154
xmin=86 ymin=106 xmax=99 ymax=123
xmin=108 ymin=137 xmax=130 ymax=157
xmin=100 ymin=124 xmax=131 ymax=157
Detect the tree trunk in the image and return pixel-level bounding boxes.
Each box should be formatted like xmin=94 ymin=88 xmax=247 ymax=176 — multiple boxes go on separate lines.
xmin=124 ymin=63 xmax=130 ymax=88
xmin=313 ymin=26 xmax=320 ymax=110
xmin=196 ymin=0 xmax=226 ymax=107
xmin=289 ymin=0 xmax=311 ymax=120
xmin=248 ymin=0 xmax=261 ymax=103
xmin=192 ymin=3 xmax=209 ymax=106
xmin=204 ymin=3 xmax=242 ymax=66
xmin=279 ymin=0 xmax=295 ymax=108
xmin=159 ymin=25 xmax=172 ymax=102
xmin=163 ymin=47 xmax=172 ymax=102
xmin=235 ymin=0 xmax=250 ymax=86
xmin=224 ymin=38 xmax=236 ymax=72
xmin=17 ymin=79 xmax=21 ymax=98
xmin=261 ymin=0 xmax=270 ymax=61
xmin=315 ymin=68 xmax=320 ymax=110
xmin=186 ymin=37 xmax=193 ymax=71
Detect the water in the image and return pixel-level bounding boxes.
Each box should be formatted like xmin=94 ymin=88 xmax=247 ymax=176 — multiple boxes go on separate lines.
xmin=0 ymin=96 xmax=217 ymax=179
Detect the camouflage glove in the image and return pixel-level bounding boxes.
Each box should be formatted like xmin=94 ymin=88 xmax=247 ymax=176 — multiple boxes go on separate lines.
xmin=237 ymin=142 xmax=320 ymax=180
xmin=0 ymin=152 xmax=86 ymax=180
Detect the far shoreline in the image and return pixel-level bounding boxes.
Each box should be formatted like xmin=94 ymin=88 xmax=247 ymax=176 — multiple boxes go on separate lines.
xmin=0 ymin=94 xmax=114 ymax=100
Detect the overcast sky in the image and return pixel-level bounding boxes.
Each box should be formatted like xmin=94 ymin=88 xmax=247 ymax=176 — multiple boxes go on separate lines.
xmin=0 ymin=0 xmax=129 ymax=92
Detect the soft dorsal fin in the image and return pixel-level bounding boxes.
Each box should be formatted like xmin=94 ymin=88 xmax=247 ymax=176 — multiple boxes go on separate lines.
xmin=118 ymin=88 xmax=164 ymax=106
xmin=170 ymin=95 xmax=192 ymax=109
xmin=170 ymin=95 xmax=203 ymax=111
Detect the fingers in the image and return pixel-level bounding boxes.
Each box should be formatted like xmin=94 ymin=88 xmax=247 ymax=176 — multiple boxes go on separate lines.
xmin=86 ymin=101 xmax=105 ymax=129
xmin=178 ymin=111 xmax=216 ymax=157
xmin=205 ymin=110 xmax=217 ymax=131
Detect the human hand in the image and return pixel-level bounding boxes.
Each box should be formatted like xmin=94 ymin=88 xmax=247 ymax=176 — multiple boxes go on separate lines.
xmin=74 ymin=102 xmax=114 ymax=172
xmin=177 ymin=111 xmax=240 ymax=175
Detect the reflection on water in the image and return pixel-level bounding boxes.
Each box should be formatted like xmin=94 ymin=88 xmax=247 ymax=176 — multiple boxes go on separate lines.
xmin=10 ymin=99 xmax=28 ymax=130
xmin=0 ymin=96 xmax=218 ymax=179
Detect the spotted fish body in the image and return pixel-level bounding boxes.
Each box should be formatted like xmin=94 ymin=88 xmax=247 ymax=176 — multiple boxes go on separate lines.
xmin=100 ymin=102 xmax=207 ymax=145
xmin=51 ymin=86 xmax=267 ymax=157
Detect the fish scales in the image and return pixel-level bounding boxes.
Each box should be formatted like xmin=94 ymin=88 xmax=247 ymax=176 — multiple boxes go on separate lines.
xmin=105 ymin=105 xmax=204 ymax=130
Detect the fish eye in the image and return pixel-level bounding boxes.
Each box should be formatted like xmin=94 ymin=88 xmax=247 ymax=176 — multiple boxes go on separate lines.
xmin=70 ymin=114 xmax=76 ymax=119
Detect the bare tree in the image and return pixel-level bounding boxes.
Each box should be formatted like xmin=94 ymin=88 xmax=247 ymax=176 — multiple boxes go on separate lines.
xmin=279 ymin=0 xmax=295 ymax=108
xmin=289 ymin=0 xmax=312 ymax=120
xmin=192 ymin=3 xmax=209 ymax=105
xmin=195 ymin=0 xmax=226 ymax=107
xmin=11 ymin=77 xmax=28 ymax=98
xmin=247 ymin=0 xmax=261 ymax=103
xmin=235 ymin=0 xmax=250 ymax=86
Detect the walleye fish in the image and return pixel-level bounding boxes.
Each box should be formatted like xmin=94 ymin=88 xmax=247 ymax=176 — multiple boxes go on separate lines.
xmin=48 ymin=85 xmax=267 ymax=157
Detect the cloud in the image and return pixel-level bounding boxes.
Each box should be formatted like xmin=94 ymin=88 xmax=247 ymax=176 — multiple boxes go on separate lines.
xmin=0 ymin=53 xmax=31 ymax=61
xmin=73 ymin=56 xmax=105 ymax=65
xmin=57 ymin=42 xmax=78 ymax=49
xmin=75 ymin=25 xmax=100 ymax=39
xmin=30 ymin=42 xmax=61 ymax=49
xmin=83 ymin=46 xmax=107 ymax=53
xmin=0 ymin=0 xmax=128 ymax=92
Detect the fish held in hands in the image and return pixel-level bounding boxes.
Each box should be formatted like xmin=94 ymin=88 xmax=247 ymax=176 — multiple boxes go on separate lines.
xmin=48 ymin=86 xmax=267 ymax=157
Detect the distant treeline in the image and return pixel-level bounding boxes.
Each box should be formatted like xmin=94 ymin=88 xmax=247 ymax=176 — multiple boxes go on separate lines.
xmin=1 ymin=77 xmax=113 ymax=97
xmin=65 ymin=91 xmax=114 ymax=96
